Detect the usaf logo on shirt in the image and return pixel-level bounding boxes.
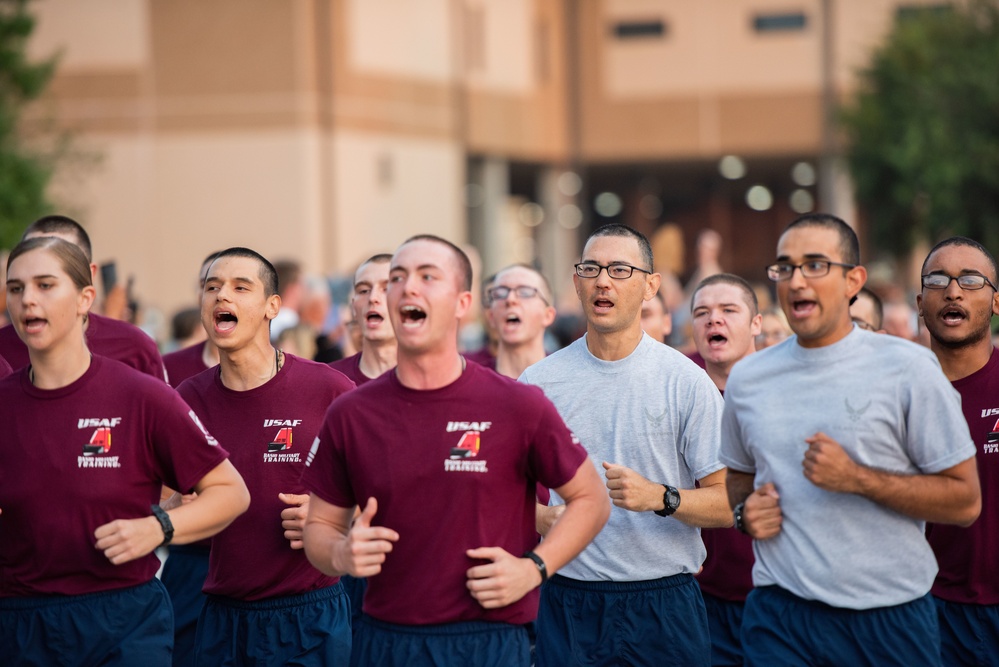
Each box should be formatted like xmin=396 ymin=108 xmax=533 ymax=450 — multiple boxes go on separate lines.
xmin=444 ymin=421 xmax=491 ymax=473
xmin=78 ymin=417 xmax=122 ymax=469
xmin=984 ymin=410 xmax=999 ymax=454
xmin=263 ymin=419 xmax=303 ymax=462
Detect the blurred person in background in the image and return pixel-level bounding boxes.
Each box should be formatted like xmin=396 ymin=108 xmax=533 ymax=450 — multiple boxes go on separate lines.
xmin=330 ymin=254 xmax=397 ymax=385
xmin=483 ymin=264 xmax=555 ymax=379
xmin=850 ymin=286 xmax=885 ymax=333
xmin=270 ymin=259 xmax=303 ymax=343
xmin=883 ymin=299 xmax=918 ymax=341
xmin=756 ymin=306 xmax=792 ymax=350
xmin=0 ymin=215 xmax=166 ymax=381
xmin=641 ymin=288 xmax=672 ymax=344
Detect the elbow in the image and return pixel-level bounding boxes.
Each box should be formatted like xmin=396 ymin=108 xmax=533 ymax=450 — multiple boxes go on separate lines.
xmin=953 ymin=496 xmax=982 ymax=528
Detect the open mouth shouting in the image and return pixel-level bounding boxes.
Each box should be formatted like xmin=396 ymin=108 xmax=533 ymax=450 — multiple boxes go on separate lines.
xmin=592 ymin=296 xmax=615 ymax=314
xmin=22 ymin=315 xmax=47 ymax=335
xmin=214 ymin=309 xmax=238 ymax=334
xmin=365 ymin=309 xmax=386 ymax=330
xmin=938 ymin=305 xmax=968 ymax=327
xmin=789 ymin=298 xmax=818 ymax=319
xmin=705 ymin=331 xmax=729 ymax=350
xmin=399 ymin=304 xmax=427 ymax=329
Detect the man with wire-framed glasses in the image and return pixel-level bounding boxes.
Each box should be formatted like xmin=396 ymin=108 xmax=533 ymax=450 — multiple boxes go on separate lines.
xmin=521 ymin=223 xmax=729 ymax=667
xmin=917 ymin=236 xmax=999 ymax=667
xmin=483 ymin=264 xmax=556 ymax=380
xmin=720 ymin=213 xmax=981 ymax=666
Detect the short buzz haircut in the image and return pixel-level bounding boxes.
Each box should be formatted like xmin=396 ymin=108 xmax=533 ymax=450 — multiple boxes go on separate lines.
xmin=356 ymin=253 xmax=392 ymax=279
xmin=273 ymin=259 xmax=302 ymax=298
xmin=207 ymin=247 xmax=279 ymax=297
xmin=921 ymin=236 xmax=999 ymax=285
xmin=23 ymin=215 xmax=93 ymax=262
xmin=855 ymin=286 xmax=884 ymax=331
xmin=490 ymin=263 xmax=554 ymax=305
xmin=783 ymin=213 xmax=860 ymax=266
xmin=400 ymin=234 xmax=473 ymax=291
xmin=583 ymin=224 xmax=654 ymax=272
xmin=691 ymin=273 xmax=759 ymax=317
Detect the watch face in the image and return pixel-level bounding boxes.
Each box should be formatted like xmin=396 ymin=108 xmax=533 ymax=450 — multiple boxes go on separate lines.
xmin=667 ymin=490 xmax=681 ymax=510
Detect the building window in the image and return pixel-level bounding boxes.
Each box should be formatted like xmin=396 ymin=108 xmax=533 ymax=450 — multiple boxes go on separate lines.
xmin=611 ymin=19 xmax=667 ymax=40
xmin=752 ymin=12 xmax=807 ymax=33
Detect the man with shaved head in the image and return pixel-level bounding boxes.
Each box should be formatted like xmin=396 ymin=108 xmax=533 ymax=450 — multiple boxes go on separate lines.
xmin=302 ymin=235 xmax=608 ymax=667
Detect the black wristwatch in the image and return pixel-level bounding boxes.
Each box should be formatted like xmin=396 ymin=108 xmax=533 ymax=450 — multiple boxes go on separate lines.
xmin=523 ymin=550 xmax=548 ymax=584
xmin=653 ymin=484 xmax=681 ymax=517
xmin=733 ymin=501 xmax=748 ymax=534
xmin=150 ymin=504 xmax=174 ymax=546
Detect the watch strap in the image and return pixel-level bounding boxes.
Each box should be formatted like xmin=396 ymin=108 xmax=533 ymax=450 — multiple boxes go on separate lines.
xmin=523 ymin=550 xmax=548 ymax=584
xmin=653 ymin=484 xmax=680 ymax=517
xmin=733 ymin=501 xmax=748 ymax=534
xmin=151 ymin=504 xmax=174 ymax=546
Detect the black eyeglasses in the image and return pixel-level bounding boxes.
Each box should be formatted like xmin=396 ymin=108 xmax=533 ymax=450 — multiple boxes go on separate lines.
xmin=766 ymin=260 xmax=856 ymax=282
xmin=486 ymin=285 xmax=549 ymax=305
xmin=574 ymin=262 xmax=650 ymax=280
xmin=921 ymin=273 xmax=997 ymax=292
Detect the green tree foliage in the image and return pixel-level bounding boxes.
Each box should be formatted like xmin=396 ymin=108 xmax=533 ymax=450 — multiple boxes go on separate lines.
xmin=0 ymin=0 xmax=56 ymax=248
xmin=841 ymin=0 xmax=999 ymax=256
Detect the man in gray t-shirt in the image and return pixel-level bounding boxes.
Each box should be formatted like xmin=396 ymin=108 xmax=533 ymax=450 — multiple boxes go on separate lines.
xmin=521 ymin=224 xmax=730 ymax=667
xmin=722 ymin=213 xmax=981 ymax=666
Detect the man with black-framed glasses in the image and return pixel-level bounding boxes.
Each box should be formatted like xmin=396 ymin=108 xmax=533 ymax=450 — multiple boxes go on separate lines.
xmin=483 ymin=264 xmax=556 ymax=380
xmin=521 ymin=223 xmax=729 ymax=667
xmin=721 ymin=213 xmax=981 ymax=666
xmin=918 ymin=236 xmax=999 ymax=667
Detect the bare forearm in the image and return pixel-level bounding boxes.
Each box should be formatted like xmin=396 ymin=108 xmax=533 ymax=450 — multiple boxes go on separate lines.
xmin=673 ymin=482 xmax=733 ymax=528
xmin=853 ymin=462 xmax=980 ymax=526
xmin=303 ymin=522 xmax=349 ymax=577
xmin=168 ymin=478 xmax=249 ymax=544
xmin=534 ymin=492 xmax=608 ymax=574
xmin=726 ymin=470 xmax=755 ymax=510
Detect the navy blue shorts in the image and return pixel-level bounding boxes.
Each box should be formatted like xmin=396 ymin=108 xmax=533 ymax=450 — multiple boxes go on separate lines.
xmin=194 ymin=584 xmax=350 ymax=667
xmin=0 ymin=578 xmax=173 ymax=667
xmin=535 ymin=573 xmax=710 ymax=667
xmin=702 ymin=591 xmax=746 ymax=666
xmin=339 ymin=574 xmax=367 ymax=639
xmin=160 ymin=544 xmax=210 ymax=667
xmin=742 ymin=586 xmax=941 ymax=667
xmin=934 ymin=596 xmax=999 ymax=666
xmin=352 ymin=615 xmax=529 ymax=667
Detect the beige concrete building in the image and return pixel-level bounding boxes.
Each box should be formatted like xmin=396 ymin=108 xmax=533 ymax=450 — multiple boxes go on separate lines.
xmin=27 ymin=0 xmax=946 ymax=333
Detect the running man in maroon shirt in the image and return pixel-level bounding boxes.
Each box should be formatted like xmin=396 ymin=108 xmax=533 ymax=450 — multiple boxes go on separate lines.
xmin=177 ymin=247 xmax=355 ymax=666
xmin=302 ymin=235 xmax=609 ymax=667
xmin=329 ymin=253 xmax=397 ymax=386
xmin=918 ymin=236 xmax=999 ymax=666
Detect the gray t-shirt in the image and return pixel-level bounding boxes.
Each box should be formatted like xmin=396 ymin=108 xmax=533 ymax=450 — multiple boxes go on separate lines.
xmin=720 ymin=327 xmax=975 ymax=609
xmin=520 ymin=333 xmax=725 ymax=581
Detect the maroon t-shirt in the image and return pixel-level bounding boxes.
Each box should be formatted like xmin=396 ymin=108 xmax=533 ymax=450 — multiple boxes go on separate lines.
xmin=164 ymin=340 xmax=212 ymax=389
xmin=0 ymin=357 xmax=229 ymax=598
xmin=696 ymin=386 xmax=754 ymax=602
xmin=178 ymin=354 xmax=355 ymax=601
xmin=464 ymin=347 xmax=495 ymax=368
xmin=301 ymin=361 xmax=588 ymax=626
xmin=927 ymin=347 xmax=999 ymax=604
xmin=328 ymin=351 xmax=392 ymax=387
xmin=0 ymin=354 xmax=11 ymax=379
xmin=0 ymin=313 xmax=166 ymax=382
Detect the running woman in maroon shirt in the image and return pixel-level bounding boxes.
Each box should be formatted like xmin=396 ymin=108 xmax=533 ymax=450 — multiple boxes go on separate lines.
xmin=0 ymin=237 xmax=248 ymax=667
xmin=0 ymin=215 xmax=167 ymax=381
